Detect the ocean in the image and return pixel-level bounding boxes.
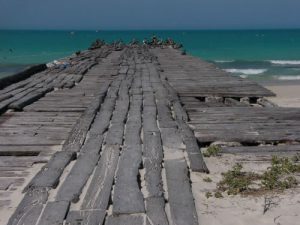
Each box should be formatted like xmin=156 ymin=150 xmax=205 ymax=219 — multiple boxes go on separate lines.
xmin=1 ymin=30 xmax=300 ymax=81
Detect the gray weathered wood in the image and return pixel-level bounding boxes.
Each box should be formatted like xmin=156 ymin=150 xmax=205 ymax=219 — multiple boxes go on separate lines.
xmin=105 ymin=215 xmax=145 ymax=225
xmin=7 ymin=188 xmax=48 ymax=225
xmin=25 ymin=151 xmax=76 ymax=191
xmin=146 ymin=197 xmax=168 ymax=225
xmin=63 ymin=86 xmax=107 ymax=152
xmin=37 ymin=201 xmax=69 ymax=225
xmin=178 ymin=122 xmax=209 ymax=173
xmin=143 ymin=106 xmax=159 ymax=132
xmin=160 ymin=128 xmax=183 ymax=149
xmin=143 ymin=131 xmax=164 ymax=197
xmin=164 ymin=159 xmax=198 ymax=225
xmin=89 ymin=97 xmax=116 ymax=136
xmin=221 ymin=145 xmax=300 ymax=154
xmin=82 ymin=145 xmax=120 ymax=210
xmin=113 ymin=145 xmax=145 ymax=214
xmin=124 ymin=121 xmax=142 ymax=146
xmin=65 ymin=210 xmax=106 ymax=225
xmin=56 ymin=137 xmax=103 ymax=203
xmin=104 ymin=123 xmax=124 ymax=145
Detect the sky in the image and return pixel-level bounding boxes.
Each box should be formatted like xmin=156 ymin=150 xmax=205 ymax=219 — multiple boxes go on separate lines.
xmin=0 ymin=0 xmax=300 ymax=30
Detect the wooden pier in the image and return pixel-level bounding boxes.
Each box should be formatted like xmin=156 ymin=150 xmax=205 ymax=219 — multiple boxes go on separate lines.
xmin=1 ymin=44 xmax=300 ymax=225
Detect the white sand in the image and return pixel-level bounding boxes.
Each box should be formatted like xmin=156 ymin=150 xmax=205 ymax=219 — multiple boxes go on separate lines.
xmin=191 ymin=153 xmax=300 ymax=225
xmin=266 ymin=84 xmax=300 ymax=107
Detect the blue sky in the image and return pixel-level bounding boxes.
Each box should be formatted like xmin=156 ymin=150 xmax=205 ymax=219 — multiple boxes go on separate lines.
xmin=0 ymin=0 xmax=300 ymax=30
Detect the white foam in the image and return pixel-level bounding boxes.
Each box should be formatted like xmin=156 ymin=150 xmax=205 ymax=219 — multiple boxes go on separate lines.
xmin=239 ymin=75 xmax=248 ymax=79
xmin=214 ymin=60 xmax=234 ymax=63
xmin=224 ymin=69 xmax=267 ymax=75
xmin=269 ymin=60 xmax=300 ymax=65
xmin=273 ymin=75 xmax=300 ymax=80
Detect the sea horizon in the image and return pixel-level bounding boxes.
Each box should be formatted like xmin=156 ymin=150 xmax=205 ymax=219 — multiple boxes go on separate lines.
xmin=1 ymin=27 xmax=300 ymax=31
xmin=1 ymin=29 xmax=300 ymax=82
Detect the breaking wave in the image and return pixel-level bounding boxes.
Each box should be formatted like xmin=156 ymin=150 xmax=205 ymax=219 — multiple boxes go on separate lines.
xmin=224 ymin=69 xmax=267 ymax=75
xmin=273 ymin=75 xmax=300 ymax=80
xmin=269 ymin=60 xmax=300 ymax=65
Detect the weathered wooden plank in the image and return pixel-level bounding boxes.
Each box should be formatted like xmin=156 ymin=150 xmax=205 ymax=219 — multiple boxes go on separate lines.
xmin=25 ymin=151 xmax=76 ymax=191
xmin=110 ymin=99 xmax=129 ymax=124
xmin=104 ymin=123 xmax=124 ymax=145
xmin=0 ymin=145 xmax=52 ymax=155
xmin=0 ymin=87 xmax=38 ymax=113
xmin=0 ymin=136 xmax=62 ymax=146
xmin=65 ymin=210 xmax=106 ymax=225
xmin=113 ymin=145 xmax=145 ymax=214
xmin=0 ymin=93 xmax=13 ymax=102
xmin=157 ymin=118 xmax=177 ymax=129
xmin=172 ymin=101 xmax=188 ymax=121
xmin=63 ymin=84 xmax=107 ymax=152
xmin=24 ymin=106 xmax=86 ymax=112
xmin=37 ymin=201 xmax=69 ymax=225
xmin=88 ymin=98 xmax=116 ymax=136
xmin=105 ymin=215 xmax=145 ymax=225
xmin=143 ymin=131 xmax=164 ymax=197
xmin=178 ymin=122 xmax=209 ymax=173
xmin=156 ymin=102 xmax=175 ymax=127
xmin=56 ymin=137 xmax=103 ymax=203
xmin=143 ymin=93 xmax=156 ymax=106
xmin=146 ymin=197 xmax=168 ymax=225
xmin=143 ymin=106 xmax=159 ymax=132
xmin=7 ymin=188 xmax=48 ymax=225
xmin=160 ymin=128 xmax=184 ymax=149
xmin=64 ymin=80 xmax=75 ymax=89
xmin=164 ymin=159 xmax=198 ymax=225
xmin=9 ymin=89 xmax=52 ymax=110
xmin=221 ymin=145 xmax=300 ymax=154
xmin=194 ymin=130 xmax=300 ymax=143
xmin=81 ymin=145 xmax=120 ymax=210
xmin=185 ymin=142 xmax=209 ymax=172
xmin=124 ymin=121 xmax=142 ymax=146
xmin=119 ymin=66 xmax=129 ymax=74
xmin=0 ymin=178 xmax=18 ymax=190
xmin=0 ymin=171 xmax=28 ymax=177
xmin=143 ymin=131 xmax=163 ymax=163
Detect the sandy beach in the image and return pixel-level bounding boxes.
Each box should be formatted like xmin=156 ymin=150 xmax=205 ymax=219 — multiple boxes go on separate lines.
xmin=193 ymin=153 xmax=300 ymax=225
xmin=265 ymin=81 xmax=300 ymax=108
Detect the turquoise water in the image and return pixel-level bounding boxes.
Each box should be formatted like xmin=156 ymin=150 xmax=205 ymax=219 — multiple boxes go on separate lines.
xmin=1 ymin=30 xmax=300 ymax=81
